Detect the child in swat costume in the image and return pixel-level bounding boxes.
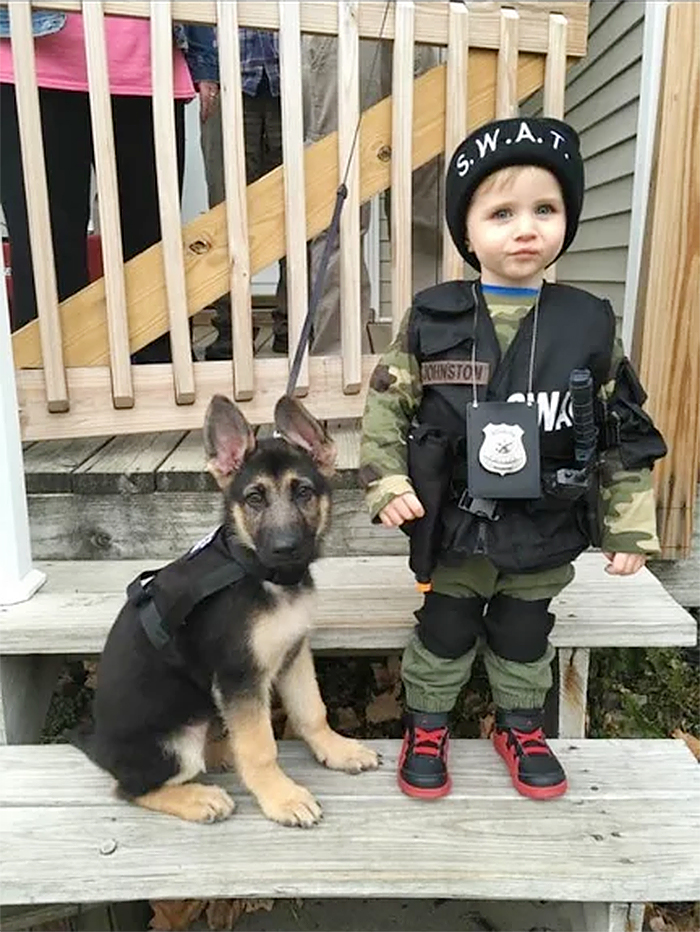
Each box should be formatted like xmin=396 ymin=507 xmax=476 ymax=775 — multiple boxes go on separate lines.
xmin=359 ymin=117 xmax=666 ymax=801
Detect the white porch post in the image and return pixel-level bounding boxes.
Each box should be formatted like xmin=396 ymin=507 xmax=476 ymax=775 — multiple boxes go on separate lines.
xmin=0 ymin=249 xmax=45 ymax=605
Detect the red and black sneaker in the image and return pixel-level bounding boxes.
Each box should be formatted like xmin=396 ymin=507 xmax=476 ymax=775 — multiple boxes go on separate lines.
xmin=493 ymin=707 xmax=567 ymax=800
xmin=397 ymin=710 xmax=452 ymax=799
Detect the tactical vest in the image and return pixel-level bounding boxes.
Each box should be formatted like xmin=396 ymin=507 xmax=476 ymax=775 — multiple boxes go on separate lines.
xmin=406 ymin=280 xmax=616 ymax=574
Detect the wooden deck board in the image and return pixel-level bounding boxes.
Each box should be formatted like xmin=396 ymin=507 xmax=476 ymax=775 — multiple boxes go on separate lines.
xmin=72 ymin=431 xmax=187 ymax=494
xmin=0 ymin=554 xmax=694 ymax=655
xmin=22 ymin=436 xmax=112 ymax=493
xmin=1 ymin=740 xmax=698 ymax=905
xmin=155 ymin=430 xmax=216 ymax=492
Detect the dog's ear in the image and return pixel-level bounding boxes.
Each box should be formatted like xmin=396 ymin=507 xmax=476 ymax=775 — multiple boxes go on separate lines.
xmin=274 ymin=395 xmax=336 ymax=477
xmin=204 ymin=395 xmax=256 ymax=488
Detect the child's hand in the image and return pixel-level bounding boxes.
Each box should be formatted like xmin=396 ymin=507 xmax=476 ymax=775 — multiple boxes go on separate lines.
xmin=379 ymin=492 xmax=425 ymax=528
xmin=603 ymin=552 xmax=647 ymax=576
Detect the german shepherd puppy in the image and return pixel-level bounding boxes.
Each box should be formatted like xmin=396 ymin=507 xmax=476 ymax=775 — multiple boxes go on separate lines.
xmin=72 ymin=394 xmax=378 ymax=826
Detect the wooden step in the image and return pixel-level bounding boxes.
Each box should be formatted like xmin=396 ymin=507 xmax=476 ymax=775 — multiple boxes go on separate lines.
xmin=1 ymin=739 xmax=698 ymax=906
xmin=0 ymin=554 xmax=694 ymax=656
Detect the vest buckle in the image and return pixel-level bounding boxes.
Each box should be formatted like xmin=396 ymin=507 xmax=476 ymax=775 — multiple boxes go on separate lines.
xmin=457 ymin=489 xmax=498 ymax=520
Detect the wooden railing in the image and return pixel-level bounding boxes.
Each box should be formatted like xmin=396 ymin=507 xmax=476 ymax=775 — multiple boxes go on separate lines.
xmin=6 ymin=1 xmax=588 ymax=440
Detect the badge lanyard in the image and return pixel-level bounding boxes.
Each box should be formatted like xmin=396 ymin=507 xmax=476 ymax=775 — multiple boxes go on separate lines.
xmin=465 ymin=283 xmax=542 ymax=500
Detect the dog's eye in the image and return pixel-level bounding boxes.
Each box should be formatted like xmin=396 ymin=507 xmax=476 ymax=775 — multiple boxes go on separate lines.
xmin=245 ymin=489 xmax=266 ymax=508
xmin=295 ymin=484 xmax=315 ymax=504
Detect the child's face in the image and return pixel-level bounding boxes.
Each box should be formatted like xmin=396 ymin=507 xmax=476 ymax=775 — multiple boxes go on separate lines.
xmin=465 ymin=166 xmax=566 ymax=288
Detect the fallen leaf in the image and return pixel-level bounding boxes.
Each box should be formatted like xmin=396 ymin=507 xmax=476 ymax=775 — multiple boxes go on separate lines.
xmin=206 ymin=899 xmax=244 ymax=930
xmin=371 ymin=662 xmax=393 ymax=692
xmin=336 ymin=706 xmax=360 ymax=731
xmin=366 ymin=690 xmax=403 ymax=724
xmin=205 ymin=899 xmax=275 ymax=930
xmin=83 ymin=660 xmax=99 ymax=690
xmin=479 ymin=713 xmax=495 ymax=739
xmin=671 ymin=729 xmax=700 ymax=761
xmin=386 ymin=654 xmax=402 ymax=683
xmin=150 ymin=899 xmax=205 ymax=931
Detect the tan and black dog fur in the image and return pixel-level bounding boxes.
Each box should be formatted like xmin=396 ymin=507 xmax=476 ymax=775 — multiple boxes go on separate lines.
xmin=72 ymin=394 xmax=378 ymax=826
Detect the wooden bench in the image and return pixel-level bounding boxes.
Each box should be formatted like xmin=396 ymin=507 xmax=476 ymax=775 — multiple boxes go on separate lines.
xmin=0 ymin=553 xmax=695 ymax=747
xmin=1 ymin=739 xmax=698 ymax=931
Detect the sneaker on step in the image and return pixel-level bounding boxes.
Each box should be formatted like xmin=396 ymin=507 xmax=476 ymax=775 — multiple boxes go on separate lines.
xmin=397 ymin=710 xmax=452 ymax=799
xmin=493 ymin=707 xmax=567 ymax=800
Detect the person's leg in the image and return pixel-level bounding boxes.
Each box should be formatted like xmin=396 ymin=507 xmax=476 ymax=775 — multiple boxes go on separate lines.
xmin=483 ymin=563 xmax=575 ymax=799
xmin=199 ymin=91 xmax=238 ymax=360
xmin=112 ymin=96 xmax=186 ymax=363
xmin=398 ymin=556 xmax=496 ymax=798
xmin=200 ymin=93 xmax=225 ymax=208
xmin=257 ymin=87 xmax=289 ymax=353
xmin=1 ymin=81 xmax=38 ymax=331
xmin=1 ymin=85 xmax=92 ymax=330
xmin=409 ymin=43 xmax=442 ymax=292
xmin=204 ymin=91 xmax=267 ymax=360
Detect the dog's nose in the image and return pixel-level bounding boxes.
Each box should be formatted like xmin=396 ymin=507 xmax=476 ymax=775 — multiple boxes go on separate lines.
xmin=270 ymin=533 xmax=301 ymax=558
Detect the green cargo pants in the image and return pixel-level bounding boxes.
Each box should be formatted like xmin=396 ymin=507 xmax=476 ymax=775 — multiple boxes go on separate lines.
xmin=401 ymin=555 xmax=574 ymax=713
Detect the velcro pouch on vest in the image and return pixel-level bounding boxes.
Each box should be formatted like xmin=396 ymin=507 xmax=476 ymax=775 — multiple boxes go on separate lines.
xmin=607 ymin=358 xmax=667 ymax=469
xmin=406 ymin=425 xmax=454 ymax=584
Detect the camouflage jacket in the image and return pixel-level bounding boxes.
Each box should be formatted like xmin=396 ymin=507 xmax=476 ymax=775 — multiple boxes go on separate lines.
xmin=360 ymin=306 xmax=661 ymax=556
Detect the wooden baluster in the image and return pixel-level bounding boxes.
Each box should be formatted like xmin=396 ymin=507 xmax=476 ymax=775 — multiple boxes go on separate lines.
xmin=338 ymin=0 xmax=362 ymax=393
xmin=390 ymin=0 xmax=415 ymax=337
xmin=442 ymin=1 xmax=469 ymax=282
xmin=217 ymin=0 xmax=255 ymax=400
xmin=8 ymin=2 xmax=68 ymax=412
xmin=83 ymin=0 xmax=133 ymax=408
xmin=150 ymin=0 xmax=195 ymax=404
xmin=279 ymin=0 xmax=310 ymax=395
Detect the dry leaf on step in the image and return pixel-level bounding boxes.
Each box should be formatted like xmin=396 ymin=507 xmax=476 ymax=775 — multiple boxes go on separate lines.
xmin=371 ymin=662 xmax=393 ymax=692
xmin=206 ymin=899 xmax=274 ymax=930
xmin=671 ymin=729 xmax=700 ymax=761
xmin=150 ymin=899 xmax=205 ymax=931
xmin=479 ymin=713 xmax=495 ymax=739
xmin=366 ymin=690 xmax=403 ymax=724
xmin=336 ymin=706 xmax=360 ymax=731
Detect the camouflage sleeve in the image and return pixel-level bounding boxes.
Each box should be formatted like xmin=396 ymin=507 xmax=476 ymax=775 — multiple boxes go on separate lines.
xmin=359 ymin=310 xmax=423 ymax=520
xmin=597 ymin=337 xmax=660 ymax=554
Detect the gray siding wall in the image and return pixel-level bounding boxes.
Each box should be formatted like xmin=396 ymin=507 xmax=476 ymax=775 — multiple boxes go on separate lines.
xmin=523 ymin=0 xmax=646 ymax=321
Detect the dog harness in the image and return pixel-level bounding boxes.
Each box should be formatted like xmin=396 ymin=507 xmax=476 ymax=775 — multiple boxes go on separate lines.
xmin=126 ymin=526 xmax=268 ymax=651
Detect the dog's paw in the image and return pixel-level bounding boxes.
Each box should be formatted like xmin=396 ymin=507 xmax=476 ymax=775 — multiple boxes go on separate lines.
xmin=315 ymin=733 xmax=380 ymax=773
xmin=177 ymin=784 xmax=236 ymax=823
xmin=258 ymin=781 xmax=323 ymax=828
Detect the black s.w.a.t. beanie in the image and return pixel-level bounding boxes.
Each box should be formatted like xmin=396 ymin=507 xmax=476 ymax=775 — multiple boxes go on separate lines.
xmin=445 ymin=117 xmax=584 ymax=270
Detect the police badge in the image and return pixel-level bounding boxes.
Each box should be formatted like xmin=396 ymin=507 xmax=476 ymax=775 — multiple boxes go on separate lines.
xmin=466 ymin=401 xmax=541 ymax=499
xmin=479 ymin=423 xmax=527 ymax=475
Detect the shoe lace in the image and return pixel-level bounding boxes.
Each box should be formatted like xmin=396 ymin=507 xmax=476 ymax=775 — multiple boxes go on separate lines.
xmin=412 ymin=725 xmax=448 ymax=758
xmin=509 ymin=725 xmax=550 ymax=757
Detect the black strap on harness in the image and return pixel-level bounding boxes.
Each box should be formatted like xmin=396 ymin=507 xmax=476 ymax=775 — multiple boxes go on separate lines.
xmin=126 ymin=560 xmax=247 ymax=651
xmin=126 ymin=527 xmax=257 ymax=652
